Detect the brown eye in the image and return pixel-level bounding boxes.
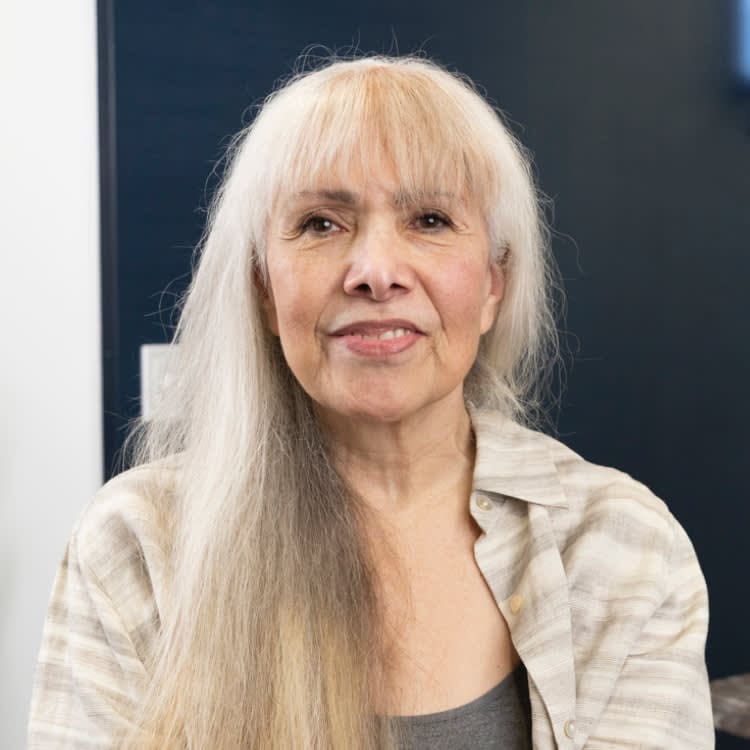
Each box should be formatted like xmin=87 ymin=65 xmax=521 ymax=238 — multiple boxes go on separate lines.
xmin=414 ymin=212 xmax=452 ymax=231
xmin=300 ymin=215 xmax=339 ymax=235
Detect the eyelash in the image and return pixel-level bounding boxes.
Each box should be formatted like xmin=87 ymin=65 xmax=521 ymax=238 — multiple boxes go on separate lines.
xmin=413 ymin=211 xmax=453 ymax=231
xmin=299 ymin=215 xmax=339 ymax=235
xmin=297 ymin=211 xmax=454 ymax=236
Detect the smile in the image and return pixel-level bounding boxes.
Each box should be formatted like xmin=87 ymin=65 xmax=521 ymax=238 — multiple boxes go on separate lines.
xmin=351 ymin=327 xmax=413 ymax=340
xmin=329 ymin=320 xmax=424 ymax=357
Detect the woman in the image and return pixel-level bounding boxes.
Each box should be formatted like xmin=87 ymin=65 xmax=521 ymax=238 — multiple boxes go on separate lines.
xmin=28 ymin=55 xmax=713 ymax=749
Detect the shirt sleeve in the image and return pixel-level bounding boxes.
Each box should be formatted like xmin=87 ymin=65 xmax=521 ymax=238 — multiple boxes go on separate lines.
xmin=27 ymin=530 xmax=148 ymax=749
xmin=583 ymin=519 xmax=714 ymax=749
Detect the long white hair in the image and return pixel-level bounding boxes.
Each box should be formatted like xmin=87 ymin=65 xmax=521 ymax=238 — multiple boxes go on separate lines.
xmin=121 ymin=54 xmax=560 ymax=749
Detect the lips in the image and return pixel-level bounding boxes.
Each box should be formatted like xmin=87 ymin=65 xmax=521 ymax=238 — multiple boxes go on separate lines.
xmin=330 ymin=319 xmax=423 ymax=337
xmin=329 ymin=319 xmax=424 ymax=357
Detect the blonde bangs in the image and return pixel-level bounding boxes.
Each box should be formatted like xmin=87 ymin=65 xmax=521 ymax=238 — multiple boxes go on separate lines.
xmin=255 ymin=59 xmax=499 ymax=223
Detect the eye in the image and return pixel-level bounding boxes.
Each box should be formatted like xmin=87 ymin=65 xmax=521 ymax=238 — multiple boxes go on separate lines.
xmin=412 ymin=211 xmax=453 ymax=232
xmin=299 ymin=214 xmax=341 ymax=236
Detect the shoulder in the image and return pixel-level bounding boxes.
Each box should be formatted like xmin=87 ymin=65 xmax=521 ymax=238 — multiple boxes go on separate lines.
xmin=471 ymin=409 xmax=696 ymax=586
xmin=541 ymin=429 xmax=678 ymax=550
xmin=542 ymin=429 xmax=687 ymax=580
xmin=28 ymin=459 xmax=182 ymax=740
xmin=70 ymin=455 xmax=181 ymax=618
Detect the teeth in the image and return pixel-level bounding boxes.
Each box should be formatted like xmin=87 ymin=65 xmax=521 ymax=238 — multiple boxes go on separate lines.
xmin=357 ymin=328 xmax=411 ymax=340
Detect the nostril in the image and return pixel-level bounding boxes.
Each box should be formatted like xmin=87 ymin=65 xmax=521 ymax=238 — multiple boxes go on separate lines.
xmin=344 ymin=277 xmax=409 ymax=300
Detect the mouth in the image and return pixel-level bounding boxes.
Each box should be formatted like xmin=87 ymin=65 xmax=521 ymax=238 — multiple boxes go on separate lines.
xmin=329 ymin=319 xmax=424 ymax=357
xmin=331 ymin=319 xmax=424 ymax=339
xmin=342 ymin=326 xmax=414 ymax=341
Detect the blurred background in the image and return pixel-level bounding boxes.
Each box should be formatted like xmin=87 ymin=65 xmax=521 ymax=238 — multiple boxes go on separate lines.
xmin=2 ymin=0 xmax=748 ymax=746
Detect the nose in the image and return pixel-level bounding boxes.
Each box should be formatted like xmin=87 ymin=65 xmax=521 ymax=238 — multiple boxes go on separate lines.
xmin=342 ymin=222 xmax=415 ymax=301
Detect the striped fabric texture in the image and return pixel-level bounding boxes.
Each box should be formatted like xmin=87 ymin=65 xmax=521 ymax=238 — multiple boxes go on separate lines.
xmin=28 ymin=409 xmax=714 ymax=748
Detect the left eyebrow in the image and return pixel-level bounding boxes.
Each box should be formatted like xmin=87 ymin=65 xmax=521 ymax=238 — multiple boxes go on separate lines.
xmin=393 ymin=190 xmax=458 ymax=207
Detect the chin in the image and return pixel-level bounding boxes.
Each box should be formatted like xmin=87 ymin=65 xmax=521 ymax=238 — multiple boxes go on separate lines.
xmin=342 ymin=401 xmax=416 ymax=424
xmin=310 ymin=376 xmax=465 ymax=427
xmin=323 ymin=391 xmax=424 ymax=425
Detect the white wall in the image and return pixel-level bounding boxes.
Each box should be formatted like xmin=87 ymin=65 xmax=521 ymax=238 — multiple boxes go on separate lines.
xmin=0 ymin=1 xmax=102 ymax=745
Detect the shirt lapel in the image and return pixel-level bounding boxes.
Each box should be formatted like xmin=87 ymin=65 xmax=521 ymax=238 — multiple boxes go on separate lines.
xmin=470 ymin=409 xmax=577 ymax=748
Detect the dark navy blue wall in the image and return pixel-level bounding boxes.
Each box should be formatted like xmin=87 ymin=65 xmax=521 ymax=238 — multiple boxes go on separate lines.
xmin=100 ymin=3 xmax=750 ymax=745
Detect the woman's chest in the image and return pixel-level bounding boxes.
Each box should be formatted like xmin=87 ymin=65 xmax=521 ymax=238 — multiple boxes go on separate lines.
xmin=373 ymin=525 xmax=518 ymax=716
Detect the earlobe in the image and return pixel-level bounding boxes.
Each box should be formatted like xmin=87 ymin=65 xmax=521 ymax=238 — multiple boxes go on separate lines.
xmin=490 ymin=256 xmax=505 ymax=299
xmin=480 ymin=259 xmax=505 ymax=335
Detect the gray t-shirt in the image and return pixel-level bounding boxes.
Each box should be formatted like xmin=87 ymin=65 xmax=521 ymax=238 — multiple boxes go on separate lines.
xmin=390 ymin=665 xmax=531 ymax=750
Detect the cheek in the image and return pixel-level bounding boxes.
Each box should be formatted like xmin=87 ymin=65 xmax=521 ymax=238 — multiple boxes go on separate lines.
xmin=435 ymin=260 xmax=492 ymax=332
xmin=266 ymin=260 xmax=332 ymax=352
xmin=267 ymin=262 xmax=310 ymax=326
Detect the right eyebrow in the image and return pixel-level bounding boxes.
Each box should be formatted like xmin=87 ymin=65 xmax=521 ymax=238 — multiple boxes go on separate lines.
xmin=291 ymin=189 xmax=360 ymax=205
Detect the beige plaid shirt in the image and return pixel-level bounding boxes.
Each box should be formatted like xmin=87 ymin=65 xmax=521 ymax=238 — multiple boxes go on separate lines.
xmin=28 ymin=409 xmax=714 ymax=748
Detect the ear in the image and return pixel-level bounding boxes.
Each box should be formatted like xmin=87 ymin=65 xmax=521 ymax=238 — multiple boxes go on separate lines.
xmin=254 ymin=267 xmax=280 ymax=336
xmin=479 ymin=256 xmax=505 ymax=335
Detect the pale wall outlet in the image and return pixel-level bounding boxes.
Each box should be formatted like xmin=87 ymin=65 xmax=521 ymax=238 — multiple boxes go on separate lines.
xmin=139 ymin=343 xmax=175 ymax=419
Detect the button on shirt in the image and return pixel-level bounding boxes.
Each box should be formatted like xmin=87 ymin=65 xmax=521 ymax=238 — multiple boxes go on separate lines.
xmin=27 ymin=409 xmax=714 ymax=749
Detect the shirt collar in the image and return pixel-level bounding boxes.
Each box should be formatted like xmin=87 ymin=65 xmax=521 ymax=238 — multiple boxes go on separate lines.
xmin=469 ymin=407 xmax=569 ymax=509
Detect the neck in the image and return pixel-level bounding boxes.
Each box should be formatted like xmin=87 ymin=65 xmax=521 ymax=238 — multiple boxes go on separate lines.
xmin=318 ymin=392 xmax=476 ymax=519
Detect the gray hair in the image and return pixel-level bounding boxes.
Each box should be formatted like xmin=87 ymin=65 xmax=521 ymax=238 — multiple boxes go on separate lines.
xmin=121 ymin=54 xmax=560 ymax=749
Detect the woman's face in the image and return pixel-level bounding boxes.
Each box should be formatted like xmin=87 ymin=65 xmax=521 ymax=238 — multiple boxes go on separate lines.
xmin=261 ymin=161 xmax=504 ymax=425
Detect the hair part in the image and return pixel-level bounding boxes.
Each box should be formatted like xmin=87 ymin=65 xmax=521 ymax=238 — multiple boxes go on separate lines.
xmin=120 ymin=53 xmax=561 ymax=749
